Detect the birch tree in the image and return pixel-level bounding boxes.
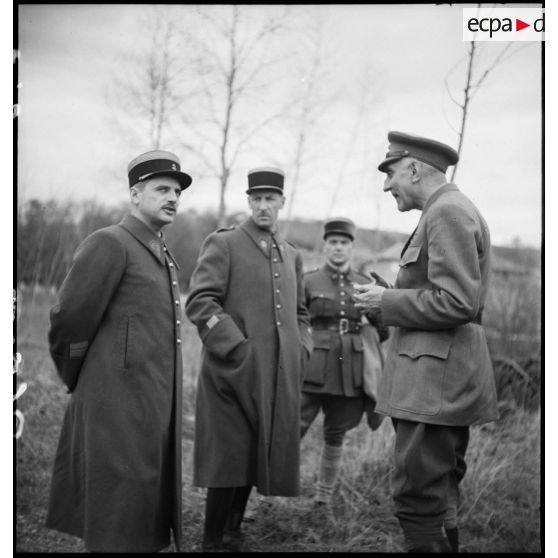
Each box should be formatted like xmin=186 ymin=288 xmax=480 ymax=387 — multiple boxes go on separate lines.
xmin=178 ymin=5 xmax=292 ymax=227
xmin=109 ymin=6 xmax=190 ymax=152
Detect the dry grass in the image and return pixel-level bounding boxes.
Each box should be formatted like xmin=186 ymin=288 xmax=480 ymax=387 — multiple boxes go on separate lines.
xmin=15 ymin=288 xmax=541 ymax=553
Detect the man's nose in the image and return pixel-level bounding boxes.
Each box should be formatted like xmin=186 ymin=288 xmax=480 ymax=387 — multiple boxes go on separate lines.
xmin=383 ymin=179 xmax=391 ymax=192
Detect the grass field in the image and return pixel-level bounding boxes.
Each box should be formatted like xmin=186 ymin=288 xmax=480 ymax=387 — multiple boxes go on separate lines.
xmin=15 ymin=289 xmax=541 ymax=553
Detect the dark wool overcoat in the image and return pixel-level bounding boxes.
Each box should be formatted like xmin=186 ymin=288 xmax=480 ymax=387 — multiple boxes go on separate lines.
xmin=377 ymin=184 xmax=499 ymax=426
xmin=46 ymin=215 xmax=183 ymax=552
xmin=185 ymin=218 xmax=313 ymax=496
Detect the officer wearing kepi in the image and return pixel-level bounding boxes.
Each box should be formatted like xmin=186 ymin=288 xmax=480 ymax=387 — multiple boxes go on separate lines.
xmin=354 ymin=131 xmax=499 ymax=553
xmin=186 ymin=167 xmax=313 ymax=552
xmin=300 ymin=217 xmax=389 ymax=508
xmin=46 ymin=150 xmax=191 ymax=552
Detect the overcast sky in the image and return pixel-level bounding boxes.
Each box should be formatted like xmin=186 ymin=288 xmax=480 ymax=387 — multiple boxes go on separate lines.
xmin=17 ymin=3 xmax=542 ymax=248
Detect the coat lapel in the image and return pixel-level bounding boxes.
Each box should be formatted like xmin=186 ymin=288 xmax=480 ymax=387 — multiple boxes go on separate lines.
xmin=118 ymin=215 xmax=166 ymax=266
xmin=239 ymin=218 xmax=274 ymax=258
xmin=400 ymin=183 xmax=459 ymax=258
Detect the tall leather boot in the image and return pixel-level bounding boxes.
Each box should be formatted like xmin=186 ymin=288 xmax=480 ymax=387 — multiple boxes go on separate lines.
xmin=202 ymin=487 xmax=235 ymax=552
xmin=445 ymin=527 xmax=459 ymax=553
xmin=223 ymin=486 xmax=252 ymax=552
xmin=408 ymin=538 xmax=453 ymax=553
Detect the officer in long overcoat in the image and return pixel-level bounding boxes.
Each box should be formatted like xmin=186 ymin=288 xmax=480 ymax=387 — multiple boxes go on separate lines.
xmin=185 ymin=167 xmax=313 ymax=551
xmin=354 ymin=132 xmax=499 ymax=553
xmin=45 ymin=151 xmax=192 ymax=552
xmin=301 ymin=217 xmax=388 ymax=506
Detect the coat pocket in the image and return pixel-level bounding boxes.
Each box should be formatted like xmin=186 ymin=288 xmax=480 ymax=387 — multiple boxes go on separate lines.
xmin=390 ymin=328 xmax=454 ymax=415
xmin=308 ymin=291 xmax=336 ymax=317
xmin=397 ymin=328 xmax=452 ymax=360
xmin=351 ymin=335 xmax=364 ymax=388
xmin=304 ymin=332 xmax=331 ymax=386
xmin=115 ymin=315 xmax=132 ymax=370
xmin=399 ymin=244 xmax=421 ymax=267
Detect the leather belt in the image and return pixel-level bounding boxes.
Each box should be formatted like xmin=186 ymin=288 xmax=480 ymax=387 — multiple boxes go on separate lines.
xmin=311 ymin=318 xmax=361 ymax=334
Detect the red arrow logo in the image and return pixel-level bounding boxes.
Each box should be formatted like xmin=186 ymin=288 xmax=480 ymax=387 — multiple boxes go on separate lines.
xmin=516 ymin=19 xmax=530 ymax=31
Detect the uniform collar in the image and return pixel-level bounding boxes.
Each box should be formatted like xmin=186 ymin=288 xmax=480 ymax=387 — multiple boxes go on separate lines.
xmin=118 ymin=214 xmax=180 ymax=268
xmin=400 ymin=183 xmax=459 ymax=258
xmin=240 ymin=218 xmax=284 ymax=259
xmin=324 ymin=262 xmax=353 ymax=281
xmin=422 ymin=183 xmax=459 ymax=215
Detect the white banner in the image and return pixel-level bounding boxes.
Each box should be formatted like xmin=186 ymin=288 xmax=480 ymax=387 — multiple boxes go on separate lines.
xmin=463 ymin=7 xmax=545 ymax=42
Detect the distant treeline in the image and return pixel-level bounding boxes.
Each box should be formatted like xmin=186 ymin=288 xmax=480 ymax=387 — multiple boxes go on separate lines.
xmin=16 ymin=198 xmax=541 ymax=291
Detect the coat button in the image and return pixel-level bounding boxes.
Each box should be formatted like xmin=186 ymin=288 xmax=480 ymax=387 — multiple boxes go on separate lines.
xmin=340 ymin=310 xmax=346 ymax=316
xmin=276 ymin=321 xmax=281 ymax=326
xmin=172 ymin=280 xmax=177 ymax=286
xmin=340 ymin=301 xmax=345 ymax=306
xmin=176 ymin=320 xmax=181 ymax=326
xmin=177 ymin=339 xmax=182 ymax=344
xmin=276 ymin=289 xmax=280 ymax=294
xmin=273 ymin=258 xmax=278 ymax=263
xmin=169 ymin=263 xmax=174 ymax=268
xmin=276 ymin=304 xmax=282 ymax=309
xmin=175 ymin=300 xmax=180 ymax=305
xmin=274 ymin=272 xmax=280 ymax=278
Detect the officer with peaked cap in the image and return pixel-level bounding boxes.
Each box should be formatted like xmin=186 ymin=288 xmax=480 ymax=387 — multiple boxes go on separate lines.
xmin=186 ymin=167 xmax=313 ymax=551
xmin=46 ymin=150 xmax=192 ymax=552
xmin=354 ymin=132 xmax=498 ymax=553
xmin=300 ymin=217 xmax=389 ymax=508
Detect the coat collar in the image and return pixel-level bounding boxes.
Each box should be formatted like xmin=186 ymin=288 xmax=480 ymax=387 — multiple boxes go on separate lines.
xmin=118 ymin=214 xmax=180 ymax=269
xmin=239 ymin=218 xmax=284 ymax=259
xmin=323 ymin=262 xmax=354 ymax=281
xmin=400 ymin=183 xmax=459 ymax=258
xmin=422 ymin=182 xmax=459 ymax=215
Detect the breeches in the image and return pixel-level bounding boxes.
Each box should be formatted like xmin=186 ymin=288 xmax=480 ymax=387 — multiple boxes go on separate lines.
xmin=392 ymin=419 xmax=469 ymax=544
xmin=300 ymin=392 xmax=365 ymax=446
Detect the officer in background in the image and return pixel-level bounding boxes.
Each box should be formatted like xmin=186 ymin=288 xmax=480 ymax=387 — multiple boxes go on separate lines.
xmin=354 ymin=132 xmax=499 ymax=553
xmin=301 ymin=217 xmax=389 ymax=507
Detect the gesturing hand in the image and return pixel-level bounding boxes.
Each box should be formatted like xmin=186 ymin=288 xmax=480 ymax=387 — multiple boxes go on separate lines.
xmin=353 ymin=282 xmax=386 ymax=311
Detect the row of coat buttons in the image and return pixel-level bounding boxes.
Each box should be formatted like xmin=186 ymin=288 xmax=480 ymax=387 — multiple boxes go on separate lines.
xmin=272 ymin=242 xmax=282 ymax=326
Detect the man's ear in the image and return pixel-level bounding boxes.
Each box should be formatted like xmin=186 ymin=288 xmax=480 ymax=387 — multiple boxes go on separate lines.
xmin=130 ymin=186 xmax=140 ymax=205
xmin=280 ymin=195 xmax=286 ymax=209
xmin=410 ymin=161 xmax=420 ymax=183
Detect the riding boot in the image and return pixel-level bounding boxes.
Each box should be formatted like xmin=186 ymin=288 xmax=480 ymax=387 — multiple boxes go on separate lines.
xmin=223 ymin=486 xmax=252 ymax=551
xmin=202 ymin=487 xmax=235 ymax=552
xmin=408 ymin=538 xmax=453 ymax=553
xmin=445 ymin=527 xmax=459 ymax=553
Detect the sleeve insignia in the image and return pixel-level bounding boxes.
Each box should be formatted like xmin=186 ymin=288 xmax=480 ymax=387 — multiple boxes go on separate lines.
xmin=69 ymin=341 xmax=89 ymax=359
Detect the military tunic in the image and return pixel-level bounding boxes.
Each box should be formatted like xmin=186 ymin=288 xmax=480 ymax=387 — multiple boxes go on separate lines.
xmin=377 ymin=184 xmax=498 ymax=426
xmin=303 ymin=264 xmax=388 ymax=395
xmin=185 ymin=218 xmax=313 ymax=496
xmin=46 ymin=214 xmax=183 ymax=553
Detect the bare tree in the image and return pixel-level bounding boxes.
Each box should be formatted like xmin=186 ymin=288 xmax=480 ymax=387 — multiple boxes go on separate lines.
xmin=108 ymin=6 xmax=190 ymax=152
xmin=177 ymin=5 xmax=292 ymax=227
xmin=445 ymin=5 xmax=534 ymax=181
xmin=324 ymin=65 xmax=380 ymax=220
xmin=281 ymin=14 xmax=340 ymax=235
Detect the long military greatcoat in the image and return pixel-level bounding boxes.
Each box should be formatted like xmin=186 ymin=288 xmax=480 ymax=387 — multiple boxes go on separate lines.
xmin=185 ymin=217 xmax=313 ymax=496
xmin=377 ymin=184 xmax=499 ymax=426
xmin=46 ymin=214 xmax=183 ymax=552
